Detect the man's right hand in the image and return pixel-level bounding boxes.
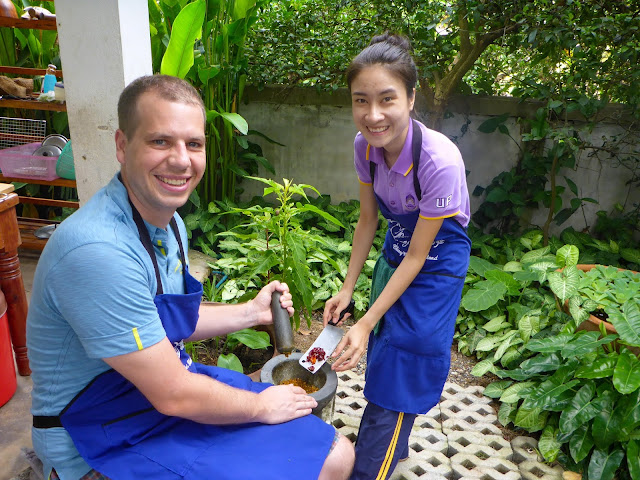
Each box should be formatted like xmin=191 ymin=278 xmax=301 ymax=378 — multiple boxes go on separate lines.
xmin=254 ymin=384 xmax=317 ymax=424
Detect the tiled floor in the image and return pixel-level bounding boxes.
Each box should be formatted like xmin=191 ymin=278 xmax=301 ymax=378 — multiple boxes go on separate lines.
xmin=2 ymin=250 xmax=567 ymax=480
xmin=333 ymin=371 xmax=565 ymax=480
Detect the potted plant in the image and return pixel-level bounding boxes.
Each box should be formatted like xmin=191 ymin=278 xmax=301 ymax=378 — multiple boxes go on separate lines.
xmin=570 ymin=265 xmax=639 ymax=342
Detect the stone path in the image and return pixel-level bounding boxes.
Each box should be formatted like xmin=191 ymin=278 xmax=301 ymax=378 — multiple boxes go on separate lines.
xmin=332 ymin=370 xmax=566 ymax=480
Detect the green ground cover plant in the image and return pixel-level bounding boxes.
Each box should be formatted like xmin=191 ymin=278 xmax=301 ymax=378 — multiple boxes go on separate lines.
xmin=457 ymin=227 xmax=640 ymax=479
xmin=186 ymin=176 xmax=385 ymax=329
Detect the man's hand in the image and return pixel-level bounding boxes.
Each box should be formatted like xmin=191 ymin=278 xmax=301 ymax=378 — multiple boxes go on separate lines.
xmin=254 ymin=384 xmax=317 ymax=423
xmin=249 ymin=281 xmax=294 ymax=326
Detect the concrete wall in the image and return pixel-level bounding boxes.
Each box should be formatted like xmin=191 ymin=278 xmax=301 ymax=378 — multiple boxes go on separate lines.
xmin=240 ymin=86 xmax=639 ymax=235
xmin=56 ymin=0 xmax=152 ymax=204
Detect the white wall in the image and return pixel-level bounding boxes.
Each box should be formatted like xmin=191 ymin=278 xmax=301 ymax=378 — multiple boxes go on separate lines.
xmin=56 ymin=0 xmax=152 ymax=204
xmin=240 ymin=88 xmax=638 ymax=236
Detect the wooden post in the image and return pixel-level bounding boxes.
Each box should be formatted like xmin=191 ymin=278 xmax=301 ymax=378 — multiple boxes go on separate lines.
xmin=0 ymin=191 xmax=31 ymax=376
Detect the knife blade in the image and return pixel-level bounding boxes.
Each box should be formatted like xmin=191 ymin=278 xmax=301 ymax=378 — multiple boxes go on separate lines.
xmin=299 ymin=299 xmax=355 ymax=374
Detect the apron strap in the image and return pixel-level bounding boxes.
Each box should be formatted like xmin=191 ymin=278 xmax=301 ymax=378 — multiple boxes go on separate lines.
xmin=126 ymin=193 xmax=188 ymax=295
xmin=369 ymin=119 xmax=423 ymax=201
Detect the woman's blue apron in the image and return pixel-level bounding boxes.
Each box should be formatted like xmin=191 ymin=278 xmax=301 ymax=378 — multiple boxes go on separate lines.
xmin=365 ymin=124 xmax=471 ymax=414
xmin=37 ymin=200 xmax=335 ymax=479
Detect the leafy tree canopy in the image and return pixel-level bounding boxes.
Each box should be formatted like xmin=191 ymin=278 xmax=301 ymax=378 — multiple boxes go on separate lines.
xmin=246 ymin=0 xmax=639 ymax=126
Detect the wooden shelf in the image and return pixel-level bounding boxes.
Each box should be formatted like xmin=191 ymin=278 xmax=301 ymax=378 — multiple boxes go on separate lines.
xmin=0 ymin=66 xmax=63 ymax=79
xmin=0 ymin=14 xmax=65 ymax=111
xmin=1 ymin=5 xmax=74 ymax=252
xmin=0 ymin=16 xmax=57 ymax=31
xmin=16 ymin=216 xmax=58 ymax=251
xmin=0 ymin=174 xmax=76 ymax=188
xmin=0 ymin=97 xmax=66 ymax=111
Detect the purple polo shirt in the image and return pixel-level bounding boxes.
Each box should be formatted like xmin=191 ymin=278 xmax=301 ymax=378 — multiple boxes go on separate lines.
xmin=354 ymin=120 xmax=470 ymax=228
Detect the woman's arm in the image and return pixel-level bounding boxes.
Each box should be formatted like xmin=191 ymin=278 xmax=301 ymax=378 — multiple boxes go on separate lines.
xmin=330 ymin=216 xmax=443 ymax=371
xmin=323 ymin=184 xmax=379 ymax=324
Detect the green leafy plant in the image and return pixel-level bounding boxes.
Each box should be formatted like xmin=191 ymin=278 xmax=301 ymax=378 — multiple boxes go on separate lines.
xmin=213 ymin=176 xmax=346 ymax=329
xmin=460 ymin=238 xmax=640 ymax=479
xmin=154 ymin=0 xmax=274 ymax=206
xmin=473 ymin=100 xmax=602 ymax=240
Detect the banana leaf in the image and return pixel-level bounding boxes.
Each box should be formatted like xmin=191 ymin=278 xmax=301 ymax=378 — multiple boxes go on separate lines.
xmin=161 ymin=0 xmax=205 ymax=78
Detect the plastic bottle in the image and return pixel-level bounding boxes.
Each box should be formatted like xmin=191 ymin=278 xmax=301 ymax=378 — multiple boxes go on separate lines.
xmin=42 ymin=64 xmax=57 ymax=94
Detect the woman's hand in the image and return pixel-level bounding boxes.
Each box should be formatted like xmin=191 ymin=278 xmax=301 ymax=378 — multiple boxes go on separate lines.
xmin=329 ymin=320 xmax=371 ymax=372
xmin=250 ymin=281 xmax=294 ymax=326
xmin=322 ymin=290 xmax=353 ymax=327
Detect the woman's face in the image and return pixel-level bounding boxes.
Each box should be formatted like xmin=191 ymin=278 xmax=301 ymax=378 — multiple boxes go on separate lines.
xmin=350 ymin=64 xmax=415 ymax=165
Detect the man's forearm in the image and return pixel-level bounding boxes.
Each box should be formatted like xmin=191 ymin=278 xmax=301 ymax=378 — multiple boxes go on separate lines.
xmin=159 ymin=371 xmax=262 ymax=424
xmin=186 ymin=302 xmax=256 ymax=341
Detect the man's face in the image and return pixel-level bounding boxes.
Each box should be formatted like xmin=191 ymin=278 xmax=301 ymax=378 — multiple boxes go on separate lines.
xmin=115 ymin=92 xmax=206 ymax=227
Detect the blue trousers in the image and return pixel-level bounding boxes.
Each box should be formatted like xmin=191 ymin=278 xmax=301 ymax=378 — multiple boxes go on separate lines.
xmin=351 ymin=402 xmax=417 ymax=480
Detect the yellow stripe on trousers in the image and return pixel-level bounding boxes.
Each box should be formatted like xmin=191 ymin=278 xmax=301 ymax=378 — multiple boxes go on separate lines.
xmin=375 ymin=412 xmax=404 ymax=480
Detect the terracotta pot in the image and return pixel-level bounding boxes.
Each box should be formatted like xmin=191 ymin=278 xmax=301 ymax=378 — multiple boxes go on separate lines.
xmin=570 ymin=264 xmax=640 ymax=355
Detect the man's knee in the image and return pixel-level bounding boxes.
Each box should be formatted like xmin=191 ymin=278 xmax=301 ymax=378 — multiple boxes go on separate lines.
xmin=321 ymin=434 xmax=355 ymax=479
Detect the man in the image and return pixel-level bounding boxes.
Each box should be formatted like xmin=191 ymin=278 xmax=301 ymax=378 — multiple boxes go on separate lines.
xmin=27 ymin=75 xmax=354 ymax=480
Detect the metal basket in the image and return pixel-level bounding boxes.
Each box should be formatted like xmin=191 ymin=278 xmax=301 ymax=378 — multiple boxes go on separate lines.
xmin=0 ymin=116 xmax=46 ymax=150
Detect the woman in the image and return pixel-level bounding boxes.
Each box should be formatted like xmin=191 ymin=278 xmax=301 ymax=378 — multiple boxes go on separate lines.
xmin=323 ymin=32 xmax=471 ymax=480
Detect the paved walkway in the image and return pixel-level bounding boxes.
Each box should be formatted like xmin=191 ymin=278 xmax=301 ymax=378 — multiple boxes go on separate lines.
xmin=333 ymin=370 xmax=565 ymax=480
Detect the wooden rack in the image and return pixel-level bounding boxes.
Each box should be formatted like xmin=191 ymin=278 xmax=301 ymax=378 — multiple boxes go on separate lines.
xmin=0 ymin=8 xmax=77 ymax=250
xmin=0 ymin=66 xmax=66 ymax=112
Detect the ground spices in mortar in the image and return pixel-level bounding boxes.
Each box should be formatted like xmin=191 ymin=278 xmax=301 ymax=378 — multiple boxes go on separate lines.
xmin=280 ymin=378 xmax=319 ymax=394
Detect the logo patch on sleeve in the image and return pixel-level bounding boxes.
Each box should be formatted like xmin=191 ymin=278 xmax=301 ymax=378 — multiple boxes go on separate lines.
xmin=436 ymin=194 xmax=452 ymax=208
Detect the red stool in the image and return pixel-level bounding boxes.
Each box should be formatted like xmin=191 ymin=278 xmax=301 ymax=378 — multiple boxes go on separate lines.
xmin=0 ymin=288 xmax=17 ymax=406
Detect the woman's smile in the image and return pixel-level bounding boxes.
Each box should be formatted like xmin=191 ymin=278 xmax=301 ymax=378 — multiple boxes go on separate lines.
xmin=351 ymin=65 xmax=414 ymax=166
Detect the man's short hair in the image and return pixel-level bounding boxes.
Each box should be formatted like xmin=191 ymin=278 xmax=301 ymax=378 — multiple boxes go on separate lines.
xmin=117 ymin=75 xmax=206 ymax=138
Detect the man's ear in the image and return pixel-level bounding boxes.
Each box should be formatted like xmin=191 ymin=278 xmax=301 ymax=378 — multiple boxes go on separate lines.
xmin=115 ymin=129 xmax=127 ymax=166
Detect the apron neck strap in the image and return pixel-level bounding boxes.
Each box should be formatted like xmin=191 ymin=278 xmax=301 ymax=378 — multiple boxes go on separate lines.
xmin=410 ymin=119 xmax=422 ymax=201
xmin=120 ymin=174 xmax=187 ymax=295
xmin=368 ymin=118 xmax=423 ymax=201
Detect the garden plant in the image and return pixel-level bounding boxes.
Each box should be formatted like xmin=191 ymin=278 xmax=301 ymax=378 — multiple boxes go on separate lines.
xmin=457 ymin=228 xmax=640 ymax=479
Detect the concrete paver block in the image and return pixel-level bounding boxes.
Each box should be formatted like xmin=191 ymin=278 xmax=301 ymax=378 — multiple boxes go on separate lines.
xmin=391 ymin=451 xmax=452 ymax=480
xmin=447 ymin=431 xmax=513 ymax=460
xmin=442 ymin=415 xmax=503 ymax=436
xmin=450 ymin=452 xmax=521 ymax=479
xmin=511 ymin=435 xmax=543 ymax=463
xmin=518 ymin=460 xmax=564 ymax=480
xmin=406 ymin=430 xmax=449 ymax=455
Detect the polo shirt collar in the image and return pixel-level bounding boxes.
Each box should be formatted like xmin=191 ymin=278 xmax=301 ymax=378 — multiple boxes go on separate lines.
xmin=105 ymin=173 xmax=171 ymax=242
xmin=368 ymin=120 xmax=414 ymax=176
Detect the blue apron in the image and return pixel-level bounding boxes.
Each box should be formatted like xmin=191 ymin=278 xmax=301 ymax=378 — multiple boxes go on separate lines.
xmin=38 ymin=200 xmax=335 ymax=479
xmin=364 ymin=128 xmax=471 ymax=414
